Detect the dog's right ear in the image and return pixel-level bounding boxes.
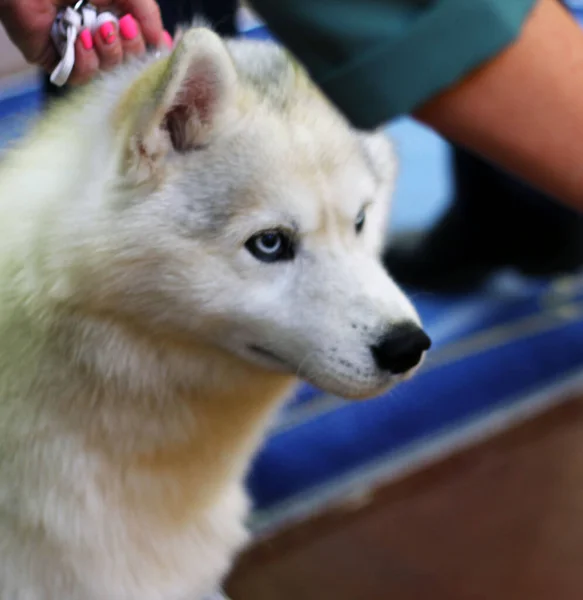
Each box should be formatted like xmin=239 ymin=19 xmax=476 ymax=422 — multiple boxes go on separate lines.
xmin=121 ymin=28 xmax=238 ymax=179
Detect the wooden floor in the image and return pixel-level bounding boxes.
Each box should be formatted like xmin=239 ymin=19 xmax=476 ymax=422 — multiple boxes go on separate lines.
xmin=226 ymin=393 xmax=583 ymax=600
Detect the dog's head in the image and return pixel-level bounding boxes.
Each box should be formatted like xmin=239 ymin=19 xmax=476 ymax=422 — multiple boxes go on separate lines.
xmin=64 ymin=28 xmax=429 ymax=399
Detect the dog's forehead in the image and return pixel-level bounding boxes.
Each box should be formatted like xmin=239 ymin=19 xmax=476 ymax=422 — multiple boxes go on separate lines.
xmin=289 ymin=124 xmax=379 ymax=216
xmin=258 ymin=116 xmax=377 ymax=200
xmin=174 ymin=111 xmax=380 ymax=235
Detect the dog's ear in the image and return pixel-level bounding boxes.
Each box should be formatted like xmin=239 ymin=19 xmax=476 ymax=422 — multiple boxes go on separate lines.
xmin=123 ymin=28 xmax=237 ymax=176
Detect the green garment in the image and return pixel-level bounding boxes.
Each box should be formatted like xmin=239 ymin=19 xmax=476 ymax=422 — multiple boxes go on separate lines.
xmin=250 ymin=0 xmax=538 ymax=129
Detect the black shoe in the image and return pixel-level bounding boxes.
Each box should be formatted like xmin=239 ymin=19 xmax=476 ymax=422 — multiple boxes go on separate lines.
xmin=383 ymin=146 xmax=583 ymax=293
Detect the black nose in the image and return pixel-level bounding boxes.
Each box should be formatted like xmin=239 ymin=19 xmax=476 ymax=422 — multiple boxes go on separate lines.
xmin=371 ymin=323 xmax=431 ymax=374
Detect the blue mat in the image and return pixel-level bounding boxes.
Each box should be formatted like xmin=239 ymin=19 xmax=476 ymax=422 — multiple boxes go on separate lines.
xmin=2 ymin=24 xmax=583 ymax=525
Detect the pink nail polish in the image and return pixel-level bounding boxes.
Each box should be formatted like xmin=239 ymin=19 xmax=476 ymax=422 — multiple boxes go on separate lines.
xmin=162 ymin=31 xmax=173 ymax=49
xmin=99 ymin=22 xmax=116 ymax=45
xmin=79 ymin=28 xmax=93 ymax=50
xmin=119 ymin=14 xmax=138 ymax=41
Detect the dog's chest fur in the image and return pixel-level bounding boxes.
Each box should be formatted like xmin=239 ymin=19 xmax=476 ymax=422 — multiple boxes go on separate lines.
xmin=0 ymin=302 xmax=294 ymax=599
xmin=0 ymin=324 xmax=294 ymax=599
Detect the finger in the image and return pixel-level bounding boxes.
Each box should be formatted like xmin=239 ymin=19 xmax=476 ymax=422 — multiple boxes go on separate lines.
xmin=92 ymin=0 xmax=163 ymax=47
xmin=93 ymin=21 xmax=123 ymax=71
xmin=118 ymin=14 xmax=146 ymax=57
xmin=68 ymin=30 xmax=100 ymax=85
xmin=1 ymin=1 xmax=58 ymax=65
xmin=38 ymin=43 xmax=60 ymax=75
xmin=162 ymin=31 xmax=173 ymax=50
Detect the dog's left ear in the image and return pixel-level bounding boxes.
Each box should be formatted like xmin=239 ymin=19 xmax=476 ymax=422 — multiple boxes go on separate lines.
xmin=124 ymin=28 xmax=237 ymax=174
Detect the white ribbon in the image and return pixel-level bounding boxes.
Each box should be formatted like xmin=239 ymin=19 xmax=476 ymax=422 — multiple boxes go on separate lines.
xmin=50 ymin=3 xmax=119 ymax=86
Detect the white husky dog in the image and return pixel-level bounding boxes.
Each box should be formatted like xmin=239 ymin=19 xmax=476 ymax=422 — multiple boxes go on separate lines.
xmin=0 ymin=27 xmax=430 ymax=600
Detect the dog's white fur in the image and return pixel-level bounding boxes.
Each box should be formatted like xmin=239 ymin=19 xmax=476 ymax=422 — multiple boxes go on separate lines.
xmin=0 ymin=29 xmax=423 ymax=599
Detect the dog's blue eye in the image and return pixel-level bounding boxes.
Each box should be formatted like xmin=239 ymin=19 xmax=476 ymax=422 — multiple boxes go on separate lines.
xmin=355 ymin=208 xmax=366 ymax=234
xmin=246 ymin=230 xmax=295 ymax=263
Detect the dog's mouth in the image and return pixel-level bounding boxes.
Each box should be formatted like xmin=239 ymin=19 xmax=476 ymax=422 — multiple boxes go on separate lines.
xmin=248 ymin=344 xmax=291 ymax=370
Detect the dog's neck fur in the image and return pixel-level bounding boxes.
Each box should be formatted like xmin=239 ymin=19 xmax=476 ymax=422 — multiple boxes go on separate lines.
xmin=0 ymin=293 xmax=295 ymax=511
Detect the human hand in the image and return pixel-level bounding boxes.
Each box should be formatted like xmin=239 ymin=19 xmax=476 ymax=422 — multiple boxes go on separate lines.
xmin=0 ymin=0 xmax=171 ymax=84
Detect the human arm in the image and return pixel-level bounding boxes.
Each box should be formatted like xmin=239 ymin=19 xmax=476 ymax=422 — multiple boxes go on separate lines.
xmin=415 ymin=0 xmax=583 ymax=210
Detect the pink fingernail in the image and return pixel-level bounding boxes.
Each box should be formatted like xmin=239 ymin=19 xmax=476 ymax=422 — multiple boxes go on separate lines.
xmin=99 ymin=22 xmax=116 ymax=45
xmin=162 ymin=31 xmax=173 ymax=49
xmin=79 ymin=28 xmax=93 ymax=50
xmin=119 ymin=14 xmax=138 ymax=41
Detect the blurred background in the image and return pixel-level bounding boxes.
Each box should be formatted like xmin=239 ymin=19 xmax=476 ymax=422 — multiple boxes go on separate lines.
xmin=4 ymin=3 xmax=583 ymax=598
